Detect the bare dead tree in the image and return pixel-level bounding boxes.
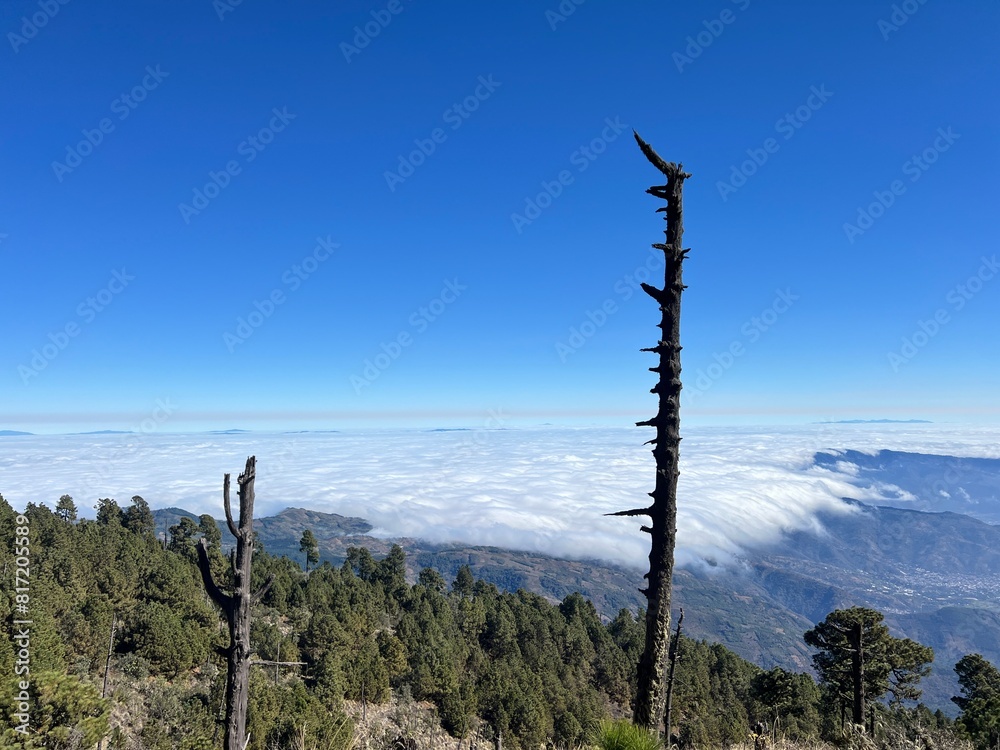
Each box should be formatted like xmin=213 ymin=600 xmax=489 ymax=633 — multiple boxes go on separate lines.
xmin=850 ymin=620 xmax=865 ymax=729
xmin=663 ymin=608 xmax=684 ymax=742
xmin=196 ymin=456 xmax=274 ymax=750
xmin=609 ymin=132 xmax=691 ymax=731
xmin=101 ymin=612 xmax=117 ymax=699
xmin=96 ymin=613 xmax=118 ymax=750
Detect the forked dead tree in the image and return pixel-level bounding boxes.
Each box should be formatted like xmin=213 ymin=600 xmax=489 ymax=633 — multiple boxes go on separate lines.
xmin=196 ymin=456 xmax=273 ymax=750
xmin=610 ymin=133 xmax=691 ymax=731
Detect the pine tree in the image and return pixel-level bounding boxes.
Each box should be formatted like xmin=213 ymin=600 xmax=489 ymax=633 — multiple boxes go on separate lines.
xmin=805 ymin=607 xmax=932 ymax=728
xmin=299 ymin=529 xmax=319 ymax=572
xmin=56 ymin=494 xmax=77 ymax=522
xmin=954 ymin=654 xmax=1000 ymax=712
xmin=954 ymin=654 xmax=1000 ymax=750
xmin=96 ymin=498 xmax=123 ymax=526
xmin=453 ymin=565 xmax=475 ymax=597
xmin=123 ymin=495 xmax=156 ymax=538
xmin=169 ymin=516 xmax=199 ymax=559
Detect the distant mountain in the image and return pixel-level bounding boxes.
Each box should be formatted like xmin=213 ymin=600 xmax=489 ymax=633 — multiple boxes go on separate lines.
xmin=0 ymin=430 xmax=33 ymax=436
xmin=255 ymin=507 xmax=373 ymax=554
xmin=153 ymin=506 xmax=372 ymax=551
xmin=748 ymin=500 xmax=1000 ymax=710
xmin=154 ymin=483 xmax=1000 ymax=713
xmin=152 ymin=505 xmax=815 ymax=672
xmin=153 ymin=506 xmax=205 ymax=528
xmin=816 ymin=419 xmax=932 ymax=424
xmin=815 ymin=449 xmax=1000 ymax=523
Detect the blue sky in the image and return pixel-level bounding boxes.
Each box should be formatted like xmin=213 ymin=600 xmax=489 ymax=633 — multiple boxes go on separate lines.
xmin=1 ymin=0 xmax=998 ymax=433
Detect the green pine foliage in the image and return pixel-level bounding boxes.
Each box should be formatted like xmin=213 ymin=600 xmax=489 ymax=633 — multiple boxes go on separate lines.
xmin=953 ymin=654 xmax=1000 ymax=749
xmin=0 ymin=493 xmax=961 ymax=750
xmin=0 ymin=670 xmax=109 ymax=748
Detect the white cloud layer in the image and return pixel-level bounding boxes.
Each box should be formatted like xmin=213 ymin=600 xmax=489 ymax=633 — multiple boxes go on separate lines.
xmin=2 ymin=423 xmax=1000 ymax=570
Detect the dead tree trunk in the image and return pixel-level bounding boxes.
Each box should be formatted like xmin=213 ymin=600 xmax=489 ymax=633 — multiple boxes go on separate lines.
xmin=610 ymin=132 xmax=691 ymax=731
xmin=101 ymin=612 xmax=116 ymax=699
xmin=850 ymin=620 xmax=865 ymax=727
xmin=196 ymin=456 xmax=273 ymax=750
xmin=663 ymin=608 xmax=684 ymax=741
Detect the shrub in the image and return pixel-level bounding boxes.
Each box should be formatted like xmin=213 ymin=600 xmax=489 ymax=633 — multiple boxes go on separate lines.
xmin=594 ymin=719 xmax=663 ymax=750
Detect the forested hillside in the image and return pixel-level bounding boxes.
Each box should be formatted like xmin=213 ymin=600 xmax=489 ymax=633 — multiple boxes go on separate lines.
xmin=2 ymin=494 xmax=993 ymax=749
xmin=154 ymin=497 xmax=1000 ymax=714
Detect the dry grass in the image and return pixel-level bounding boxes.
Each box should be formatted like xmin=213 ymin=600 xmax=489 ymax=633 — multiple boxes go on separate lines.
xmin=344 ymin=698 xmax=493 ymax=750
xmin=724 ymin=723 xmax=974 ymax=750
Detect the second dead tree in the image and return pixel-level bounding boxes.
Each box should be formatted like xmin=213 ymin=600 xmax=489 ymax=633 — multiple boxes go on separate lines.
xmin=663 ymin=608 xmax=684 ymax=741
xmin=196 ymin=456 xmax=273 ymax=750
xmin=611 ymin=132 xmax=691 ymax=732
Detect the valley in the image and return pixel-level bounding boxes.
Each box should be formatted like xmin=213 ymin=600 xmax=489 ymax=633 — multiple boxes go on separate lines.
xmin=153 ymin=448 xmax=1000 ymax=714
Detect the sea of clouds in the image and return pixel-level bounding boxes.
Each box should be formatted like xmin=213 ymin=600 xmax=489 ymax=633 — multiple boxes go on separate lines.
xmin=2 ymin=423 xmax=1000 ymax=570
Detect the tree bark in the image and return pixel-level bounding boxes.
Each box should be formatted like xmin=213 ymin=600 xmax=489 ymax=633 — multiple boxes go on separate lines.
xmin=850 ymin=620 xmax=865 ymax=727
xmin=663 ymin=608 xmax=684 ymax=741
xmin=101 ymin=612 xmax=116 ymax=699
xmin=610 ymin=132 xmax=691 ymax=731
xmin=196 ymin=456 xmax=272 ymax=750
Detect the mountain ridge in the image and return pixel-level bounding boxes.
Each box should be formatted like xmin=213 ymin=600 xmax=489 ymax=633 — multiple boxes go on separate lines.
xmin=154 ymin=496 xmax=1000 ymax=713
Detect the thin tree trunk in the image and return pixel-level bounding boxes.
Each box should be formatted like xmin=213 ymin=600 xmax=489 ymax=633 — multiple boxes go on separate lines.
xmin=196 ymin=456 xmax=274 ymax=750
xmin=610 ymin=133 xmax=691 ymax=731
xmin=251 ymin=660 xmax=306 ymax=666
xmin=663 ymin=608 xmax=684 ymax=741
xmin=101 ymin=612 xmax=116 ymax=699
xmin=849 ymin=620 xmax=865 ymax=727
xmin=97 ymin=614 xmax=117 ymax=750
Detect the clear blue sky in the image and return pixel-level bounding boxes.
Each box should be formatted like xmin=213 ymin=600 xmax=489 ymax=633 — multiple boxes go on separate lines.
xmin=2 ymin=0 xmax=998 ymax=432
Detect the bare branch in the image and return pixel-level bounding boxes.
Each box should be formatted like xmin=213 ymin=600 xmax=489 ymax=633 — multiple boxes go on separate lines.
xmin=223 ymin=474 xmax=239 ymax=539
xmin=196 ymin=537 xmax=233 ymax=611
xmin=252 ymin=574 xmax=276 ymax=605
xmin=633 ymin=131 xmax=692 ymax=181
